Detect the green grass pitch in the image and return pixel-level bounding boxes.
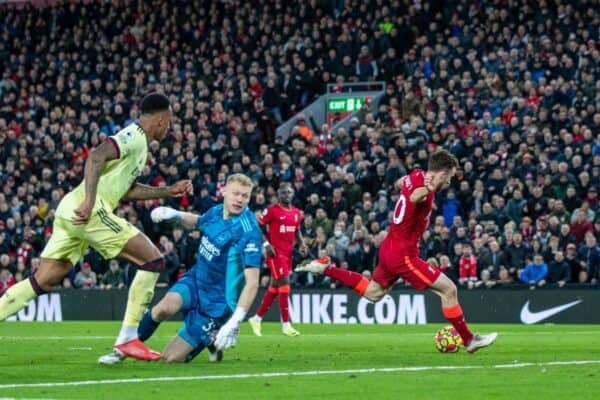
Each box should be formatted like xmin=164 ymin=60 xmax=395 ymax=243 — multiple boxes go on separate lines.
xmin=0 ymin=322 xmax=599 ymax=399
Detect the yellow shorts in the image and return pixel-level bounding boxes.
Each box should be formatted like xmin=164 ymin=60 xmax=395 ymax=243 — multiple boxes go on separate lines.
xmin=41 ymin=207 xmax=140 ymax=265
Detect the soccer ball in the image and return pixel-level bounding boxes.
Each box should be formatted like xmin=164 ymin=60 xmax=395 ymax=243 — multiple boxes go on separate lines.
xmin=434 ymin=326 xmax=463 ymax=353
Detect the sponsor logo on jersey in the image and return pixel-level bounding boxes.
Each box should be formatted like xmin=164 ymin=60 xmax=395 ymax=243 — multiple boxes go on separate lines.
xmin=279 ymin=225 xmax=297 ymax=233
xmin=199 ymin=236 xmax=221 ymax=261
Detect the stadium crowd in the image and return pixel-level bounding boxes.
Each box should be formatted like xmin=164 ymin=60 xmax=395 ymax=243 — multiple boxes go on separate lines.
xmin=0 ymin=0 xmax=599 ymax=295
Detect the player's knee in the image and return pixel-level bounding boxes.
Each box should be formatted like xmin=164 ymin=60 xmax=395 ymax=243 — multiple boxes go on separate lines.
xmin=443 ymin=282 xmax=458 ymax=302
xmin=153 ymin=305 xmax=172 ymax=321
xmin=139 ymin=257 xmax=165 ymax=272
xmin=367 ymin=292 xmax=384 ymax=302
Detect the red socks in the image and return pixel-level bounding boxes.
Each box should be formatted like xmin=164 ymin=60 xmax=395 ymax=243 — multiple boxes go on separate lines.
xmin=256 ymin=286 xmax=278 ymax=318
xmin=324 ymin=266 xmax=370 ymax=296
xmin=256 ymin=285 xmax=291 ymax=323
xmin=278 ymin=285 xmax=290 ymax=323
xmin=442 ymin=304 xmax=474 ymax=345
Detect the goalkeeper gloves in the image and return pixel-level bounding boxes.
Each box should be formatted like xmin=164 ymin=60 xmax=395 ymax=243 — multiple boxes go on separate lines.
xmin=150 ymin=206 xmax=182 ymax=223
xmin=214 ymin=307 xmax=247 ymax=351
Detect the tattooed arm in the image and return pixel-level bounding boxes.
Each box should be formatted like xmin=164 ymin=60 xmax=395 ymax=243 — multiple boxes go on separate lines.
xmin=121 ymin=183 xmax=170 ymax=201
xmin=121 ymin=179 xmax=193 ymax=201
xmin=73 ymin=140 xmax=119 ymax=224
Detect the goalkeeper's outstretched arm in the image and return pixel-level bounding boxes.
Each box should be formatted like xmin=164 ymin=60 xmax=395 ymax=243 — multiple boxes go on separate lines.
xmin=150 ymin=206 xmax=200 ymax=230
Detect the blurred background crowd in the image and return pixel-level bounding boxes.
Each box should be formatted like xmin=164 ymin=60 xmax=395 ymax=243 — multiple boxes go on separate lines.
xmin=0 ymin=0 xmax=599 ymax=295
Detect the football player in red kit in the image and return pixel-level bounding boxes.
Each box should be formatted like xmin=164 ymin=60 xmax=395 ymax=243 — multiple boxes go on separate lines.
xmin=297 ymin=150 xmax=497 ymax=352
xmin=249 ymin=183 xmax=308 ymax=337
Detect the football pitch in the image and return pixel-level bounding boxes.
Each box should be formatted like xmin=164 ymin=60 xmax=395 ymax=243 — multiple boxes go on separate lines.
xmin=0 ymin=322 xmax=599 ymax=399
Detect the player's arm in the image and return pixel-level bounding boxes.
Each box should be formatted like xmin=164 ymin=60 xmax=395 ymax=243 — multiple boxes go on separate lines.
xmin=410 ymin=174 xmax=436 ymax=204
xmin=259 ymin=224 xmax=276 ymax=257
xmin=73 ymin=140 xmax=119 ymax=224
xmin=150 ymin=206 xmax=201 ymax=230
xmin=236 ymin=267 xmax=260 ymax=311
xmin=257 ymin=208 xmax=276 ymax=256
xmin=215 ymin=228 xmax=262 ymax=351
xmin=122 ymin=180 xmax=193 ymax=201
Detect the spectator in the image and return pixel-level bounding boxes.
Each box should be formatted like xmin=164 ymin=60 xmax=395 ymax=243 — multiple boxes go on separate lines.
xmin=327 ymin=221 xmax=350 ymax=262
xmin=0 ymin=268 xmax=16 ymax=297
xmin=458 ymin=244 xmax=477 ymax=286
xmin=74 ymin=262 xmax=97 ymax=290
xmin=100 ymin=260 xmax=125 ymax=290
xmin=576 ymin=233 xmax=600 ymax=284
xmin=479 ymin=240 xmax=505 ymax=279
xmin=547 ymin=252 xmax=570 ymax=288
xmin=571 ymin=210 xmax=594 ymax=244
xmin=520 ymin=254 xmax=548 ymax=288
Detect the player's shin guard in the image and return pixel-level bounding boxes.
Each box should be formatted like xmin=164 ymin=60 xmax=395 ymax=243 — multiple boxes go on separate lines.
xmin=138 ymin=308 xmax=161 ymax=342
xmin=0 ymin=277 xmax=41 ymax=321
xmin=442 ymin=304 xmax=474 ymax=345
xmin=117 ymin=260 xmax=163 ymax=345
xmin=324 ymin=267 xmax=370 ymax=296
xmin=256 ymin=286 xmax=278 ymax=318
xmin=278 ymin=285 xmax=291 ymax=323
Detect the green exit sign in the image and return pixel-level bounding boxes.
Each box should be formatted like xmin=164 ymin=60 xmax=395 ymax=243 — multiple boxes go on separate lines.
xmin=327 ymin=97 xmax=364 ymax=112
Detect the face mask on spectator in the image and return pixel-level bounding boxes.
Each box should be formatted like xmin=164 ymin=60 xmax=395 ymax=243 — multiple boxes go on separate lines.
xmin=334 ymin=230 xmax=342 ymax=237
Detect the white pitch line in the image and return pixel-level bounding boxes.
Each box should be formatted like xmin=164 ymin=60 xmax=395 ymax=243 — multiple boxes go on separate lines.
xmin=0 ymin=398 xmax=66 ymax=400
xmin=0 ymin=331 xmax=599 ymax=341
xmin=1 ymin=360 xmax=599 ymax=389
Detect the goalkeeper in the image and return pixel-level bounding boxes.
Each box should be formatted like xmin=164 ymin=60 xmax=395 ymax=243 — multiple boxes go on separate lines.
xmin=137 ymin=173 xmax=262 ymax=362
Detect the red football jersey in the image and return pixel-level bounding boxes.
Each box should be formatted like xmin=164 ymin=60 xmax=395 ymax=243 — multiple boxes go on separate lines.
xmin=387 ymin=169 xmax=434 ymax=255
xmin=258 ymin=204 xmax=302 ymax=257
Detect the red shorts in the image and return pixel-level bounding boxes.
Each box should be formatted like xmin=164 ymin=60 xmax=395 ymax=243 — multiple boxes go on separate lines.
xmin=372 ymin=240 xmax=441 ymax=290
xmin=266 ymin=254 xmax=292 ymax=280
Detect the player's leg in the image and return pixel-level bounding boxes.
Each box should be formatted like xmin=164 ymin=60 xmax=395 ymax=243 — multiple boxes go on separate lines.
xmin=116 ymin=233 xmax=164 ymax=342
xmin=0 ymin=258 xmax=72 ymax=320
xmin=0 ymin=217 xmax=84 ymax=320
xmin=164 ymin=313 xmax=222 ymax=363
xmin=274 ymin=276 xmax=300 ymax=336
xmin=84 ymin=210 xmax=163 ymax=363
xmin=429 ymin=272 xmax=497 ymax=353
xmin=138 ymin=292 xmax=183 ymax=341
xmin=272 ymin=255 xmax=299 ymax=335
xmin=296 ymin=257 xmax=398 ymax=302
xmin=296 ymin=256 xmax=391 ymax=302
xmin=162 ymin=335 xmax=196 ymax=363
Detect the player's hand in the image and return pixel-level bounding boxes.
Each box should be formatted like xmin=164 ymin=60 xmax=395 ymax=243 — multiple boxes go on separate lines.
xmin=214 ymin=319 xmax=240 ymax=351
xmin=73 ymin=199 xmax=94 ymax=225
xmin=264 ymin=242 xmax=276 ymax=257
xmin=167 ymin=180 xmax=193 ymax=197
xmin=424 ymin=174 xmax=436 ymax=192
xmin=150 ymin=206 xmax=182 ymax=223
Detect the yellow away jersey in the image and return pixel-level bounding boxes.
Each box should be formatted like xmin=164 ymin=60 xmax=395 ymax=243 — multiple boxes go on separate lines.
xmin=56 ymin=123 xmax=148 ymax=217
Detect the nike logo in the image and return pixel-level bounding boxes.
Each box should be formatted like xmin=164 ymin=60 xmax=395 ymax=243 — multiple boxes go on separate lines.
xmin=520 ymin=300 xmax=582 ymax=324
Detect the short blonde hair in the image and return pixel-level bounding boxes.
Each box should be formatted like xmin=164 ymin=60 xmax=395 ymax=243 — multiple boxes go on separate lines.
xmin=226 ymin=173 xmax=254 ymax=188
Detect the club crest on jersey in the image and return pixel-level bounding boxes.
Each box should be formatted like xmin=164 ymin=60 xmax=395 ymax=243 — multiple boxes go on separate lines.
xmin=119 ymin=131 xmax=135 ymax=144
xmin=214 ymin=232 xmax=230 ymax=245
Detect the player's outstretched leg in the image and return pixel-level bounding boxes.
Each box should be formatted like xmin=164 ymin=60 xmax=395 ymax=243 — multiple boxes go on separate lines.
xmin=99 ymin=234 xmax=165 ymax=364
xmin=249 ymin=286 xmax=278 ymax=337
xmin=296 ymin=257 xmax=370 ymax=297
xmin=0 ymin=259 xmax=71 ymax=321
xmin=429 ymin=274 xmax=497 ymax=353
